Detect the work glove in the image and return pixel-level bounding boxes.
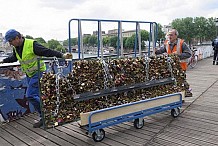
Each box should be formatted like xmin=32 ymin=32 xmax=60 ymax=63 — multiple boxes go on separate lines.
xmin=63 ymin=53 xmax=73 ymax=59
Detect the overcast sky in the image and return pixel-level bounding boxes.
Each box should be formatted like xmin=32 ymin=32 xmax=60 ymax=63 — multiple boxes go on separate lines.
xmin=0 ymin=0 xmax=218 ymax=41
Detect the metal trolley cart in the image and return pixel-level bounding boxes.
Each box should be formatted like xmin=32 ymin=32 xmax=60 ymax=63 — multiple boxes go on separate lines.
xmin=37 ymin=57 xmax=184 ymax=142
xmin=79 ymin=87 xmax=182 ymax=142
xmin=38 ymin=18 xmax=185 ymax=142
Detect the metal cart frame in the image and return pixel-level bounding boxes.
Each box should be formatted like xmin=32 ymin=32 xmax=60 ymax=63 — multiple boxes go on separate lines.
xmin=81 ymin=92 xmax=182 ymax=142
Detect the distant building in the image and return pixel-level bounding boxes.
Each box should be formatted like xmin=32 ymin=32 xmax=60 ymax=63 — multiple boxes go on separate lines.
xmin=93 ymin=31 xmax=105 ymax=36
xmin=83 ymin=34 xmax=91 ymax=37
xmin=122 ymin=30 xmax=137 ymax=38
xmin=162 ymin=24 xmax=172 ymax=34
xmin=108 ymin=29 xmax=119 ymax=36
xmin=0 ymin=32 xmax=13 ymax=53
xmin=107 ymin=29 xmax=142 ymax=38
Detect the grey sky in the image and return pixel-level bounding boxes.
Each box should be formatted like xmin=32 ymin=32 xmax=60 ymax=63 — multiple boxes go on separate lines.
xmin=0 ymin=0 xmax=217 ymax=41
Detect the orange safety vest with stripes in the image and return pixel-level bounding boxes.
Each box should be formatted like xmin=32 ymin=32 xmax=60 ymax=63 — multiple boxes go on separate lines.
xmin=165 ymin=39 xmax=188 ymax=71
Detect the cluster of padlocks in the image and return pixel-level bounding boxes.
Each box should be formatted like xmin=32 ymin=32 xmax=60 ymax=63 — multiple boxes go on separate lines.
xmin=40 ymin=54 xmax=188 ymax=128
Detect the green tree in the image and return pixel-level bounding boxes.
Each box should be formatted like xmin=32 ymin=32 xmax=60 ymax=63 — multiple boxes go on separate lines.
xmin=123 ymin=37 xmax=128 ymax=51
xmin=47 ymin=39 xmax=65 ymax=52
xmin=156 ymin=23 xmax=165 ymax=45
xmin=171 ymin=17 xmax=195 ymax=46
xmin=171 ymin=16 xmax=217 ymax=45
xmin=124 ymin=35 xmax=135 ymax=49
xmin=140 ymin=30 xmax=149 ymax=50
xmin=193 ymin=17 xmax=207 ymax=44
xmin=205 ymin=17 xmax=216 ymax=41
xmin=123 ymin=30 xmax=149 ymax=50
xmin=83 ymin=36 xmax=91 ymax=46
xmin=35 ymin=37 xmax=46 ymax=44
xmin=56 ymin=45 xmax=66 ymax=53
xmin=25 ymin=35 xmax=34 ymax=39
xmin=103 ymin=36 xmax=110 ymax=47
xmin=41 ymin=43 xmax=49 ymax=48
xmin=157 ymin=23 xmax=165 ymax=40
xmin=63 ymin=38 xmax=78 ymax=46
xmin=109 ymin=36 xmax=118 ymax=48
xmin=141 ymin=30 xmax=149 ymax=41
xmin=89 ymin=35 xmax=97 ymax=47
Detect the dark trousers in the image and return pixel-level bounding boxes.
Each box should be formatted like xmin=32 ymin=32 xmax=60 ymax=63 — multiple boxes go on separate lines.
xmin=213 ymin=50 xmax=218 ymax=64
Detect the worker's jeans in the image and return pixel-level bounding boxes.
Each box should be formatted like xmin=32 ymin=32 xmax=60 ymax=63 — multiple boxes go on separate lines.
xmin=26 ymin=73 xmax=42 ymax=117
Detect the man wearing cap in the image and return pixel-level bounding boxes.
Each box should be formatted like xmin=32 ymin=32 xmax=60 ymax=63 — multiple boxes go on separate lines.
xmin=0 ymin=29 xmax=72 ymax=128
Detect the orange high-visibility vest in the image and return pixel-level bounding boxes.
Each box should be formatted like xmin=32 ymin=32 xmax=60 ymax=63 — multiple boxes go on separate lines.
xmin=165 ymin=39 xmax=188 ymax=71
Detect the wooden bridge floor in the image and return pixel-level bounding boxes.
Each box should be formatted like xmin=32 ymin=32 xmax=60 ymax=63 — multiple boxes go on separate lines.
xmin=1 ymin=57 xmax=218 ymax=146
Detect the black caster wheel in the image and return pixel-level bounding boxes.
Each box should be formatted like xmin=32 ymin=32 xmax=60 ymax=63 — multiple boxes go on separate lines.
xmin=92 ymin=129 xmax=105 ymax=142
xmin=134 ymin=118 xmax=144 ymax=129
xmin=171 ymin=107 xmax=180 ymax=118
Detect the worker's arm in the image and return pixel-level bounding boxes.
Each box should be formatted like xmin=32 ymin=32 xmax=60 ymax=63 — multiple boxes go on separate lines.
xmin=179 ymin=42 xmax=191 ymax=60
xmin=155 ymin=46 xmax=167 ymax=55
xmin=33 ymin=41 xmax=63 ymax=58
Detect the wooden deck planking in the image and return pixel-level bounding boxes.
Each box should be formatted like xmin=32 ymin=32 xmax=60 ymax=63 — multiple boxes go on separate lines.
xmin=67 ymin=121 xmax=131 ymax=146
xmin=9 ymin=120 xmax=59 ymax=146
xmin=102 ymin=126 xmax=144 ymax=145
xmin=164 ymin=126 xmax=218 ymax=144
xmin=146 ymin=137 xmax=188 ymax=146
xmin=15 ymin=117 xmax=76 ymax=146
xmin=109 ymin=124 xmax=154 ymax=141
xmin=0 ymin=136 xmax=13 ymax=146
xmin=1 ymin=123 xmax=44 ymax=146
xmin=0 ymin=127 xmax=28 ymax=146
xmin=155 ymin=133 xmax=200 ymax=146
xmin=65 ymin=122 xmax=129 ymax=146
xmin=26 ymin=115 xmax=98 ymax=146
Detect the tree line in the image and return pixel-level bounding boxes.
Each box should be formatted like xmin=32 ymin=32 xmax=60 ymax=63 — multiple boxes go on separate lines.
xmin=26 ymin=16 xmax=217 ymax=52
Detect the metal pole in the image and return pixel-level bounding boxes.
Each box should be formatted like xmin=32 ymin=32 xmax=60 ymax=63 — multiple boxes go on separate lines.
xmin=137 ymin=23 xmax=141 ymax=57
xmin=152 ymin=23 xmax=155 ymax=56
xmin=148 ymin=23 xmax=152 ymax=57
xmin=134 ymin=23 xmax=138 ymax=58
xmin=118 ymin=21 xmax=123 ymax=57
xmin=98 ymin=21 xmax=103 ymax=59
xmin=68 ymin=20 xmax=72 ymax=71
xmin=77 ymin=20 xmax=81 ymax=59
xmin=78 ymin=20 xmax=84 ymax=59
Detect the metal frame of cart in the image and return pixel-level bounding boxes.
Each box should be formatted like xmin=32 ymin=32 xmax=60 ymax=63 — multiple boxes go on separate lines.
xmin=80 ymin=92 xmax=182 ymax=142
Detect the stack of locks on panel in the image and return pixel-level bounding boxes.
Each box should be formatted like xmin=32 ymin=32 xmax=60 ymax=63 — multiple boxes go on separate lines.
xmin=40 ymin=54 xmax=187 ymax=128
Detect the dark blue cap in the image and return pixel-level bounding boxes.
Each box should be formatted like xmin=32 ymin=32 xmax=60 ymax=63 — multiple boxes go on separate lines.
xmin=4 ymin=29 xmax=19 ymax=43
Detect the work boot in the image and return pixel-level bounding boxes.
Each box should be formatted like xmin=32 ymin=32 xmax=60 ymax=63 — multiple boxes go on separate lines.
xmin=213 ymin=61 xmax=215 ymax=65
xmin=33 ymin=119 xmax=43 ymax=128
xmin=185 ymin=88 xmax=193 ymax=97
xmin=185 ymin=92 xmax=192 ymax=97
xmin=216 ymin=62 xmax=218 ymax=65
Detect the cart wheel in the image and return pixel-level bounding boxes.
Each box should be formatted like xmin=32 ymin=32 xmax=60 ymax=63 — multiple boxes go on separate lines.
xmin=92 ymin=129 xmax=105 ymax=142
xmin=134 ymin=118 xmax=144 ymax=129
xmin=171 ymin=108 xmax=180 ymax=118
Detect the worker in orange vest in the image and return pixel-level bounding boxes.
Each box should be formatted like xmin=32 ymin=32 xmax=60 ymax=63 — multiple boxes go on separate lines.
xmin=155 ymin=29 xmax=192 ymax=98
xmin=155 ymin=29 xmax=191 ymax=71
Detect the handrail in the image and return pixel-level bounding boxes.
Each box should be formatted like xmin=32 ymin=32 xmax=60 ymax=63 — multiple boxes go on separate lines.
xmin=68 ymin=19 xmax=158 ymax=70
